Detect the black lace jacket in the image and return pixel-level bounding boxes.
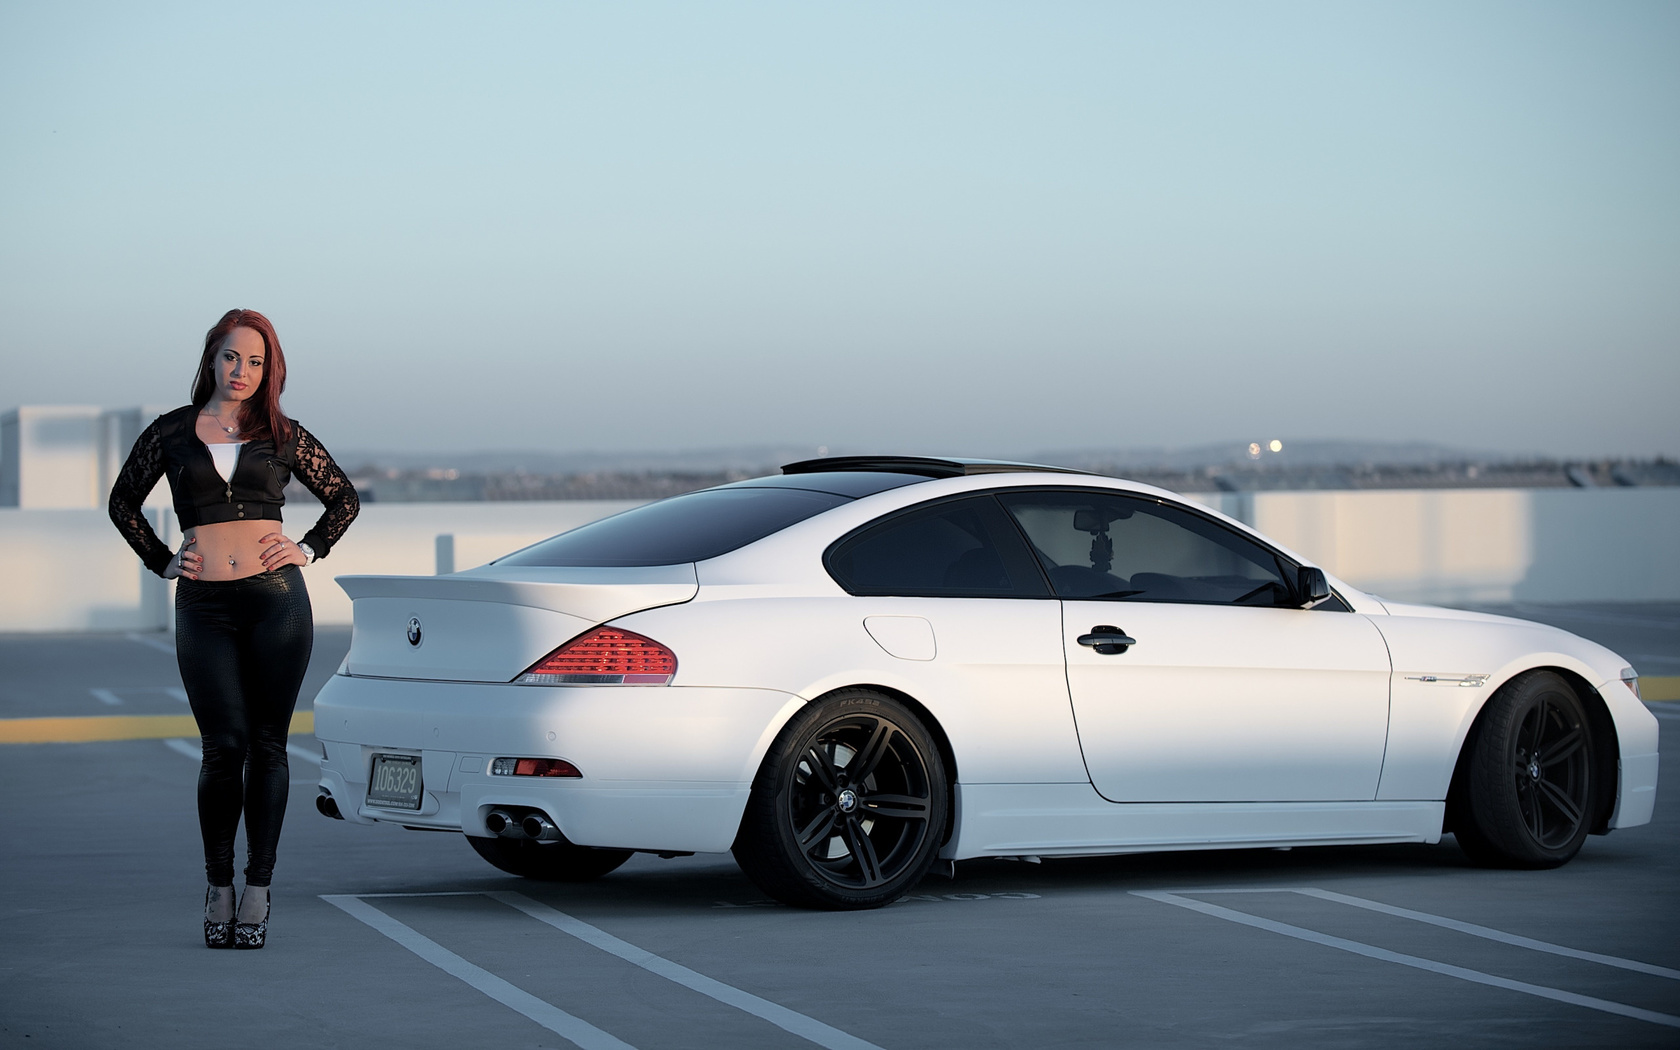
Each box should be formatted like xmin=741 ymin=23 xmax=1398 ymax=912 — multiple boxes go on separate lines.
xmin=108 ymin=406 xmax=360 ymax=577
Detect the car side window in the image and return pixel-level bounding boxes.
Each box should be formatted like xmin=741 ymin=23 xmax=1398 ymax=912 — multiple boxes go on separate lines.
xmin=996 ymin=490 xmax=1296 ymax=607
xmin=826 ymin=495 xmax=1050 ymax=598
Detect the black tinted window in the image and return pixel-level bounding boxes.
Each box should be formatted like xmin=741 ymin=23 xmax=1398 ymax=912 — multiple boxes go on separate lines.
xmin=997 ymin=490 xmax=1294 ymax=606
xmin=827 ymin=496 xmax=1049 ymax=597
xmin=499 ymin=487 xmax=849 ymax=567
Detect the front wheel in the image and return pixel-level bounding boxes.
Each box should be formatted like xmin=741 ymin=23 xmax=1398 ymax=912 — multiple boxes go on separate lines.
xmin=733 ymin=689 xmax=949 ymax=910
xmin=466 ymin=834 xmax=632 ymax=882
xmin=1451 ymin=670 xmax=1596 ymax=868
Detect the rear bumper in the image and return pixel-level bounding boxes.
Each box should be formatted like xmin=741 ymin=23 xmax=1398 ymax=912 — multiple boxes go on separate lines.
xmin=312 ymin=673 xmax=804 ymax=853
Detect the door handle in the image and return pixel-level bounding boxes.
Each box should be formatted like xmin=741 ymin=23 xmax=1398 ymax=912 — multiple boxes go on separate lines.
xmin=1077 ymin=625 xmax=1136 ymax=655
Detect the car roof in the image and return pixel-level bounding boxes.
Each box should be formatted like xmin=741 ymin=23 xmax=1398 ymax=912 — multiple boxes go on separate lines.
xmin=780 ymin=455 xmax=1095 ymax=479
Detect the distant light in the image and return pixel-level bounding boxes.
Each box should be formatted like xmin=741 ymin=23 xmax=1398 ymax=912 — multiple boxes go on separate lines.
xmin=1269 ymin=439 xmax=1283 ymax=453
xmin=817 ymin=445 xmax=829 ymax=457
xmin=1248 ymin=443 xmax=1262 ymax=459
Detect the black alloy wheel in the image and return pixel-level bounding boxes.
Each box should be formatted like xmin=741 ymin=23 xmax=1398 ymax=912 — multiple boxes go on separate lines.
xmin=467 ymin=833 xmax=632 ymax=882
xmin=1452 ymin=670 xmax=1596 ymax=868
xmin=734 ymin=690 xmax=949 ymax=909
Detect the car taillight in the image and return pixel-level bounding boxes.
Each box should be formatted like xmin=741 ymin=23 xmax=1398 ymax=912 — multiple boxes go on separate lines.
xmin=490 ymin=757 xmax=582 ymax=777
xmin=514 ymin=626 xmax=677 ymax=685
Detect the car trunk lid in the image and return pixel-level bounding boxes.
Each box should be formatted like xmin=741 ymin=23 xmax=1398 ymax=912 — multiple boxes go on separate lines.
xmin=336 ymin=563 xmax=698 ymax=682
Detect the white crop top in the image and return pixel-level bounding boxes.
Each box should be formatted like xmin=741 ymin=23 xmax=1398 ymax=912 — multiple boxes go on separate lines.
xmin=207 ymin=442 xmax=244 ymax=483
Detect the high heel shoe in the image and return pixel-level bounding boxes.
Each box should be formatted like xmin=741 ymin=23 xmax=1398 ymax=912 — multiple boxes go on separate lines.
xmin=204 ymin=886 xmax=235 ymax=949
xmin=233 ymin=887 xmax=270 ymax=950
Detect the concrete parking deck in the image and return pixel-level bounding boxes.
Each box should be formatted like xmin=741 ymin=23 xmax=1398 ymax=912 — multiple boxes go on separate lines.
xmin=1 ymin=604 xmax=1675 ymax=1048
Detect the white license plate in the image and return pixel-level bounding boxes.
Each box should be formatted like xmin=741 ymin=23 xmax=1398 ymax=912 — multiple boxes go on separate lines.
xmin=367 ymin=753 xmax=422 ymax=810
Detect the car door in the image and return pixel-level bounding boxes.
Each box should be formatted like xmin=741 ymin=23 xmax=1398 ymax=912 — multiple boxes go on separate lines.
xmin=996 ymin=489 xmax=1392 ymax=803
xmin=824 ymin=494 xmax=1088 ymax=784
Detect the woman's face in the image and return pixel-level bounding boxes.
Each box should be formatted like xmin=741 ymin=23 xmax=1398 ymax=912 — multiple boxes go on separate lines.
xmin=211 ymin=327 xmax=266 ymax=402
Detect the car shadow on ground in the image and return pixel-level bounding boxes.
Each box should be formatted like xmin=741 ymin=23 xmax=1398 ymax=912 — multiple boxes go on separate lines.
xmin=318 ymin=833 xmax=1651 ymax=919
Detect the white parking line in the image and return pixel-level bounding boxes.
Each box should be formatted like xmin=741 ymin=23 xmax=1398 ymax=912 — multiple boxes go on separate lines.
xmin=321 ymin=892 xmax=886 ymax=1050
xmin=90 ymin=688 xmax=123 ymax=706
xmin=1293 ymin=887 xmax=1680 ymax=980
xmin=126 ymin=632 xmax=176 ymax=655
xmin=322 ymin=894 xmax=635 ymax=1050
xmin=352 ymin=891 xmax=485 ymax=897
xmin=287 ymin=742 xmax=321 ymax=765
xmin=165 ymin=687 xmax=188 ymax=703
xmin=491 ymin=891 xmax=885 ymax=1050
xmin=1133 ymin=890 xmax=1680 ymax=1029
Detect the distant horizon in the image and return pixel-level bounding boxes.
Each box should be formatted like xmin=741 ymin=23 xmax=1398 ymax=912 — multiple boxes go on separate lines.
xmin=331 ymin=436 xmax=1669 ymax=475
xmin=6 ymin=398 xmax=1672 ymax=469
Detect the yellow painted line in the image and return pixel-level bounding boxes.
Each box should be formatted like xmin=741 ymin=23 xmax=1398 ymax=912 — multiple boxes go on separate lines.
xmin=0 ymin=710 xmax=314 ymax=744
xmin=1644 ymin=676 xmax=1680 ymax=702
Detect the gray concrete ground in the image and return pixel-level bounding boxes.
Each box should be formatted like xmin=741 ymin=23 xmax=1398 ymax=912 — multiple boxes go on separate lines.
xmin=1 ymin=604 xmax=1676 ymax=1049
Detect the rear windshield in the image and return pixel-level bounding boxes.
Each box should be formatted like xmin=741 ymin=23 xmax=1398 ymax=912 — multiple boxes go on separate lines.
xmin=496 ymin=487 xmax=851 ymax=567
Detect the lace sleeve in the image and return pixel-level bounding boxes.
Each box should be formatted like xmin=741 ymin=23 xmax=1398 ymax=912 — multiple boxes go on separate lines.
xmin=108 ymin=418 xmax=174 ymax=577
xmin=290 ymin=423 xmax=360 ymax=560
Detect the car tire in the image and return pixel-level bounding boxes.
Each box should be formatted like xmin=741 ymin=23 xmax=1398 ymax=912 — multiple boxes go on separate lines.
xmin=733 ymin=689 xmax=949 ymax=910
xmin=466 ymin=834 xmax=632 ymax=882
xmin=1451 ymin=670 xmax=1595 ymax=869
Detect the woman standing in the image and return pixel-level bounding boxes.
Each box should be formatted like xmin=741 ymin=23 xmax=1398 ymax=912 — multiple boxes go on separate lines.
xmin=109 ymin=309 xmax=359 ymax=949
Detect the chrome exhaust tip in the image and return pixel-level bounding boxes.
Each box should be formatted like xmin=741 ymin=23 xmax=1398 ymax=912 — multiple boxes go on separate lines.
xmin=315 ymin=791 xmax=343 ymax=820
xmin=485 ymin=809 xmax=522 ymax=837
xmin=521 ymin=813 xmax=563 ymax=841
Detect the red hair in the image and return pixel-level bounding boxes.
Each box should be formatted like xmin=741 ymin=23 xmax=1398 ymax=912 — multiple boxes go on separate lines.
xmin=191 ymin=309 xmax=292 ymax=445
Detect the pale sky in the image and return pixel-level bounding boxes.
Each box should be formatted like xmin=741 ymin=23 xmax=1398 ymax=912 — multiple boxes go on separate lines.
xmin=2 ymin=2 xmax=1676 ymax=459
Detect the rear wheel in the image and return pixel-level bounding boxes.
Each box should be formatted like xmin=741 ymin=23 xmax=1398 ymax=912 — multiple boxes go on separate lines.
xmin=1452 ymin=671 xmax=1595 ymax=868
xmin=466 ymin=834 xmax=632 ymax=882
xmin=733 ymin=689 xmax=948 ymax=910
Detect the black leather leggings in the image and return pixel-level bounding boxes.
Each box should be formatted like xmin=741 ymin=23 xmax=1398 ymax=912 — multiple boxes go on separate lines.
xmin=175 ymin=565 xmax=313 ymax=887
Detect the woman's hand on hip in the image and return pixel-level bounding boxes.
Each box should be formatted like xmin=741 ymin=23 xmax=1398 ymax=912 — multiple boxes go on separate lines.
xmin=259 ymin=532 xmax=309 ymax=571
xmin=164 ymin=537 xmax=201 ymax=580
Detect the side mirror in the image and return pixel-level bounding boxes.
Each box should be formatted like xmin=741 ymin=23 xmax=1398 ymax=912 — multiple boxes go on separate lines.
xmin=1297 ymin=566 xmax=1331 ymax=608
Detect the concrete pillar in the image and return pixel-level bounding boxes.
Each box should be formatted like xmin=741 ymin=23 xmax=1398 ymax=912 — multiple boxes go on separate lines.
xmin=0 ymin=406 xmax=102 ymax=508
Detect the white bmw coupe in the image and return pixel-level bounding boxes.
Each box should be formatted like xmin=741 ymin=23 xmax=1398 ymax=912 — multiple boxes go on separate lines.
xmin=313 ymin=458 xmax=1659 ymax=909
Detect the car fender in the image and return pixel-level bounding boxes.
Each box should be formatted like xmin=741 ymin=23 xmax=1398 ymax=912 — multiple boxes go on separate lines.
xmin=1372 ymin=607 xmax=1654 ymax=820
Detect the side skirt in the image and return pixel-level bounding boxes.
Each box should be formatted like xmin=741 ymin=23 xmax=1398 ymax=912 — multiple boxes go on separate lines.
xmin=944 ymin=783 xmax=1444 ymax=861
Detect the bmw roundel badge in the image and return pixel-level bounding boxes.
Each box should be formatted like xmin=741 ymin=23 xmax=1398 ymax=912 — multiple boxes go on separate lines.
xmin=406 ymin=617 xmax=423 ymax=648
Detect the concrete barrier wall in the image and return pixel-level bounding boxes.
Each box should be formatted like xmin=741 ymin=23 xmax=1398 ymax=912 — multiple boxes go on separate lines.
xmin=0 ymin=507 xmax=176 ymax=631
xmin=0 ymin=500 xmax=640 ymax=632
xmin=1228 ymin=488 xmax=1680 ymax=604
xmin=1 ymin=488 xmax=1675 ymax=632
